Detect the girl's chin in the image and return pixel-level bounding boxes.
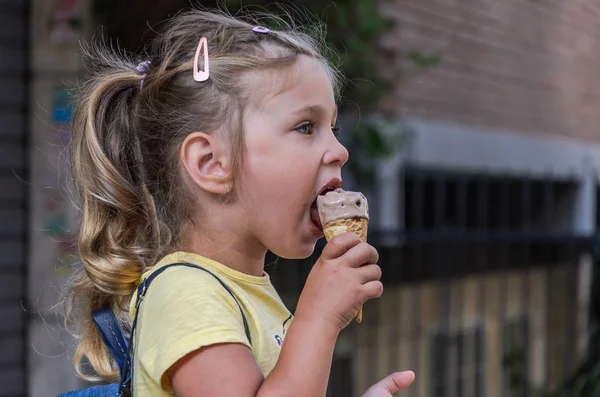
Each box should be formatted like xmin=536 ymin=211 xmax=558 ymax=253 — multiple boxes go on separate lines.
xmin=271 ymin=239 xmax=320 ymax=260
xmin=267 ymin=218 xmax=323 ymax=259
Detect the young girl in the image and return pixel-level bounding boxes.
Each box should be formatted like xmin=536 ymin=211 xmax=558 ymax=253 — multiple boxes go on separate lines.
xmin=66 ymin=8 xmax=414 ymax=397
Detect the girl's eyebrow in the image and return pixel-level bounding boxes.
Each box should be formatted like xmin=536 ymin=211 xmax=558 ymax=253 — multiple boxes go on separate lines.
xmin=290 ymin=104 xmax=338 ymax=121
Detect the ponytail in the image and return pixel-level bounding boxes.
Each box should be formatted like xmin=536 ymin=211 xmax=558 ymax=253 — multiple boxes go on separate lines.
xmin=65 ymin=44 xmax=164 ymax=381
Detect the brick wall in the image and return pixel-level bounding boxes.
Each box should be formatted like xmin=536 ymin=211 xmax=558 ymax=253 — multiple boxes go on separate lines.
xmin=379 ymin=0 xmax=600 ymax=142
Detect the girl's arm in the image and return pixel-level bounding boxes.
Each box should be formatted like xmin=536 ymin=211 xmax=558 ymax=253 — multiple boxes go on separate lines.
xmin=256 ymin=312 xmax=339 ymax=397
xmin=169 ymin=343 xmax=263 ymax=396
xmin=169 ymin=314 xmax=338 ymax=397
xmin=170 ymin=233 xmax=386 ymax=397
xmin=170 ymin=339 xmax=415 ymax=397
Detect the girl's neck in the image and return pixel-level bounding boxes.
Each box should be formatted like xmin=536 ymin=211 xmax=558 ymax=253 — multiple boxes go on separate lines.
xmin=179 ymin=225 xmax=267 ymax=277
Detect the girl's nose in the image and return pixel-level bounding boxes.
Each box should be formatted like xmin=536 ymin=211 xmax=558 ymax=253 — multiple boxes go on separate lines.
xmin=323 ymin=134 xmax=349 ymax=168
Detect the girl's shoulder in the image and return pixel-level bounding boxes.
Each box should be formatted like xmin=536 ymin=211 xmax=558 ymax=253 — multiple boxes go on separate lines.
xmin=147 ymin=251 xmax=271 ymax=286
xmin=129 ymin=252 xmax=247 ymax=319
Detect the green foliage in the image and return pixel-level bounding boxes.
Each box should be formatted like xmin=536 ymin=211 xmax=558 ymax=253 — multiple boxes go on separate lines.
xmin=408 ymin=50 xmax=443 ymax=69
xmin=226 ymin=0 xmax=390 ymax=113
xmin=345 ymin=114 xmax=408 ymax=183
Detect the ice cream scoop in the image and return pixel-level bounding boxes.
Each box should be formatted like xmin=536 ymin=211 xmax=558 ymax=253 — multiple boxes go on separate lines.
xmin=316 ymin=189 xmax=369 ymax=226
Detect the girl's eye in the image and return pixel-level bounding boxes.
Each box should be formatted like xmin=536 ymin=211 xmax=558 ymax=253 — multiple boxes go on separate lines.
xmin=295 ymin=122 xmax=315 ymax=135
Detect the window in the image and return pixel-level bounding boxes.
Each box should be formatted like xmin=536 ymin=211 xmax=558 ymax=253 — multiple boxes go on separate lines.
xmin=403 ymin=170 xmax=577 ymax=233
xmin=502 ymin=317 xmax=529 ymax=397
xmin=431 ymin=326 xmax=485 ymax=397
xmin=327 ymin=355 xmax=353 ymax=397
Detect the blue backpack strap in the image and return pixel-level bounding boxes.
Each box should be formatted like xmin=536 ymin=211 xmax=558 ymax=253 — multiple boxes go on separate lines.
xmin=91 ymin=307 xmax=129 ymax=379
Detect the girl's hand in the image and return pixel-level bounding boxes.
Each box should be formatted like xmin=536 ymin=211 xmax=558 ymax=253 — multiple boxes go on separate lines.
xmin=362 ymin=371 xmax=416 ymax=397
xmin=296 ymin=232 xmax=382 ymax=332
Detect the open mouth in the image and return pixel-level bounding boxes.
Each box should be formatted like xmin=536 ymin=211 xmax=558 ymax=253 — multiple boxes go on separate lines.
xmin=310 ymin=184 xmax=340 ymax=230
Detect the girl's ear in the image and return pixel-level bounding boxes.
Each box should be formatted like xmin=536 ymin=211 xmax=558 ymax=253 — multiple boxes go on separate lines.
xmin=180 ymin=132 xmax=232 ymax=195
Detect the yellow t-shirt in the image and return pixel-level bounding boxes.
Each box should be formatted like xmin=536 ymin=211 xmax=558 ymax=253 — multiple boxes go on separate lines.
xmin=129 ymin=251 xmax=293 ymax=396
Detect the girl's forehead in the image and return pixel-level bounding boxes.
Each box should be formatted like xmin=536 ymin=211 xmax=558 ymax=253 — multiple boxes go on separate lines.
xmin=248 ymin=56 xmax=336 ymax=116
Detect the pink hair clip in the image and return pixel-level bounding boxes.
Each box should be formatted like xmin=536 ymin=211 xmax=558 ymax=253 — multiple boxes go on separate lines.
xmin=193 ymin=37 xmax=210 ymax=82
xmin=252 ymin=26 xmax=270 ymax=33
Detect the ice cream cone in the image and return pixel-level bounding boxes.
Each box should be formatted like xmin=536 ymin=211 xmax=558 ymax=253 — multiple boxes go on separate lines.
xmin=317 ymin=188 xmax=370 ymax=323
xmin=322 ymin=217 xmax=369 ymax=323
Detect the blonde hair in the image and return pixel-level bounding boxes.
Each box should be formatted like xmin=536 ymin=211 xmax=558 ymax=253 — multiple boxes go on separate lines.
xmin=65 ymin=8 xmax=342 ymax=381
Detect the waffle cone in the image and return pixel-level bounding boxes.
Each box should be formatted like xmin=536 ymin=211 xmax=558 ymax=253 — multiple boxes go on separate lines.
xmin=322 ymin=217 xmax=368 ymax=323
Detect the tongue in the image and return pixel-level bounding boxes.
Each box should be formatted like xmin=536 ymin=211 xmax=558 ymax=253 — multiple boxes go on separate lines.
xmin=310 ymin=204 xmax=323 ymax=230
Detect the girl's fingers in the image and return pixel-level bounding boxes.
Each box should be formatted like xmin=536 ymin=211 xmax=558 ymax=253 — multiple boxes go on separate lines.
xmin=361 ymin=280 xmax=384 ymax=302
xmin=357 ymin=264 xmax=382 ymax=284
xmin=364 ymin=371 xmax=415 ymax=396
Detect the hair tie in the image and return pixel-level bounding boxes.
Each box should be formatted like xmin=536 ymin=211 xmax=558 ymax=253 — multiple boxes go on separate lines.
xmin=136 ymin=60 xmax=151 ymax=90
xmin=252 ymin=26 xmax=270 ymax=33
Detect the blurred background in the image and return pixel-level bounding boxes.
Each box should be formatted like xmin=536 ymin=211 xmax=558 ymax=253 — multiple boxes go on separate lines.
xmin=1 ymin=0 xmax=600 ymax=396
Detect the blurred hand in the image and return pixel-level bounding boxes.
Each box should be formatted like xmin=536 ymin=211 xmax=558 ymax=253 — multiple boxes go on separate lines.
xmin=362 ymin=371 xmax=415 ymax=397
